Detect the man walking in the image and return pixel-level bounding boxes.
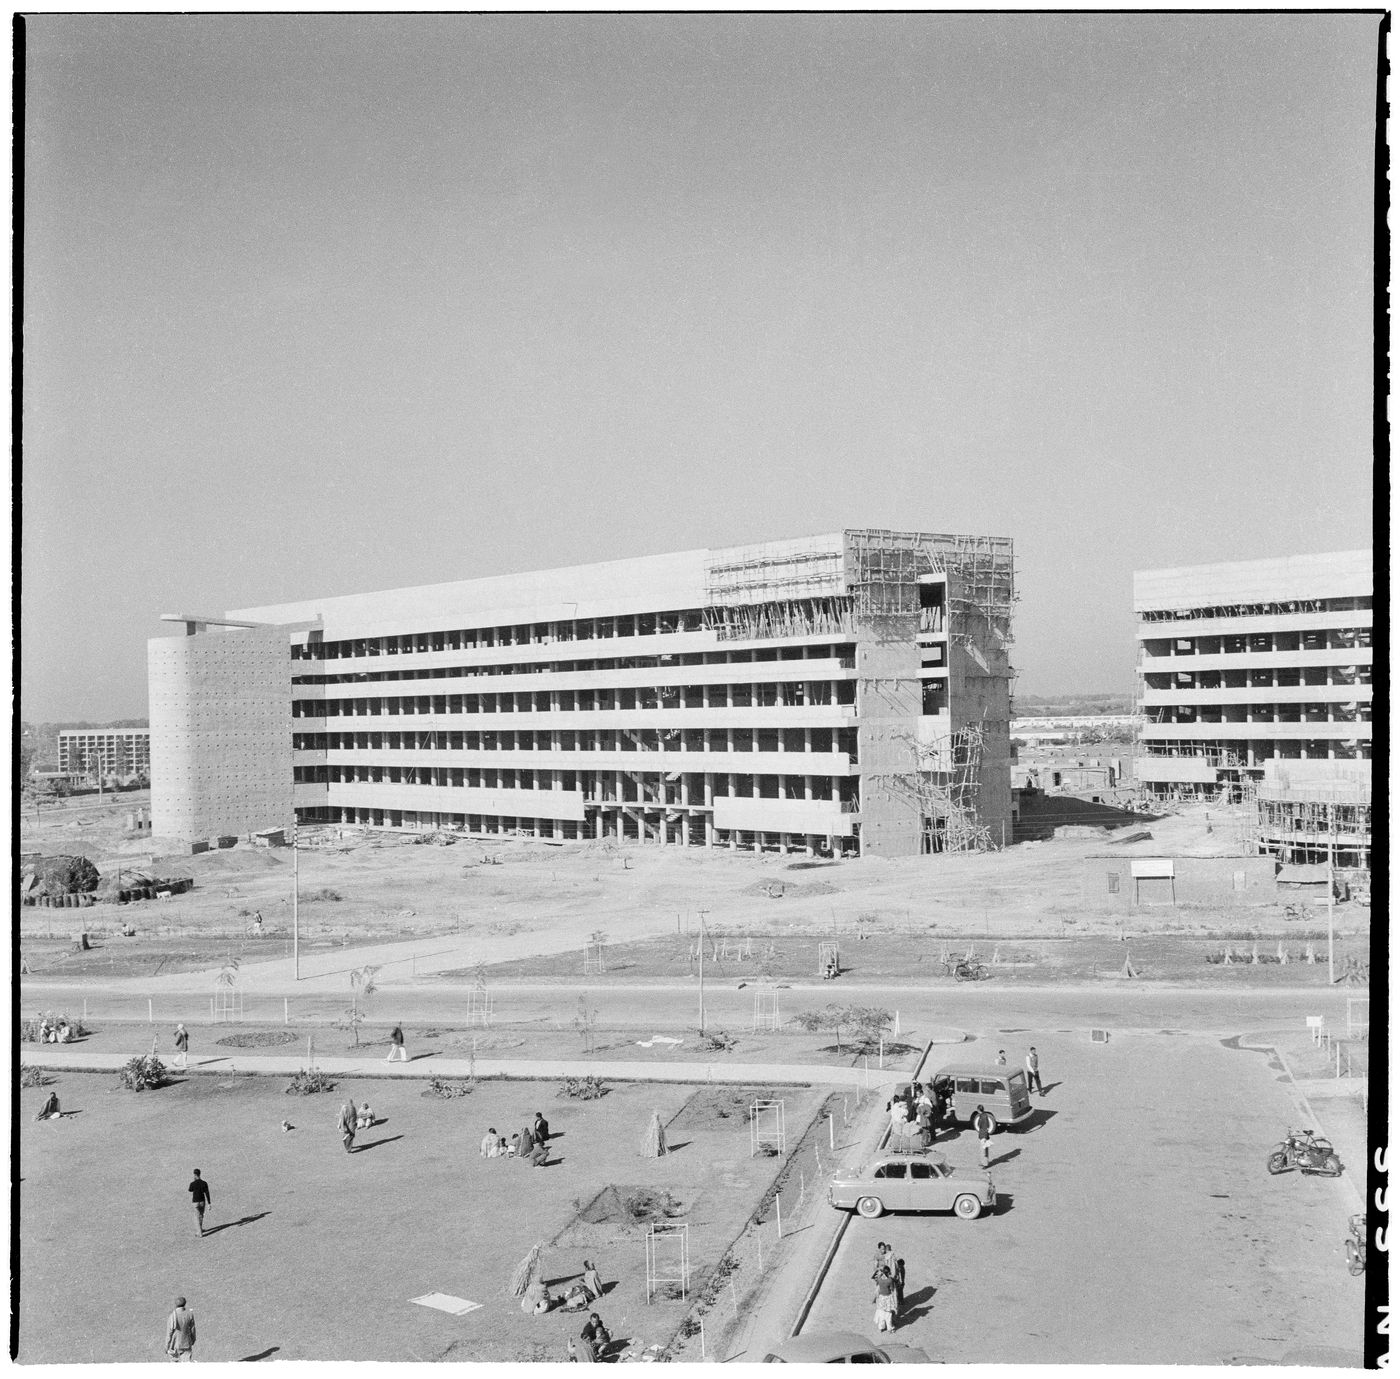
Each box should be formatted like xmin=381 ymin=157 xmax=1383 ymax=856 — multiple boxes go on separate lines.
xmin=995 ymin=1049 xmax=1007 ymax=1067
xmin=1026 ymin=1046 xmax=1044 ymax=1096
xmin=173 ymin=1024 xmax=189 ymax=1072
xmin=386 ymin=1024 xmax=408 ymax=1063
xmin=971 ymin=1104 xmax=995 ymax=1167
xmin=165 ymin=1296 xmax=196 ymax=1361
xmin=338 ymin=1097 xmax=357 ymax=1154
xmin=187 ymin=1169 xmax=212 ymax=1237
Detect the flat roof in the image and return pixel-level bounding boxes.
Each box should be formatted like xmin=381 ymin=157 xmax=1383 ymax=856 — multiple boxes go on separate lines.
xmin=1133 ymin=550 xmax=1371 ymax=611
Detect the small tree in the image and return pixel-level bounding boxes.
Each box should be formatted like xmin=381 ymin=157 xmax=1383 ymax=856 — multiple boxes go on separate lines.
xmin=346 ymin=964 xmax=380 ymax=1046
xmin=573 ymin=994 xmax=600 ymax=1056
xmin=790 ymin=1003 xmax=892 ymax=1056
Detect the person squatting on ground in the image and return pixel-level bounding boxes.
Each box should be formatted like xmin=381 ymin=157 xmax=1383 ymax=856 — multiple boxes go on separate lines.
xmin=165 ymin=1297 xmax=196 ymax=1362
xmin=338 ymin=1098 xmax=357 ymax=1154
xmin=188 ymin=1169 xmax=212 ymax=1237
xmin=355 ymin=1103 xmax=375 ymax=1130
xmin=522 ymin=1279 xmax=553 ymax=1315
xmin=173 ymin=1024 xmax=189 ymax=1071
xmin=34 ymin=1092 xmax=61 ymax=1121
xmin=872 ymin=1266 xmax=897 ymax=1332
xmin=972 ymin=1104 xmax=995 ymax=1167
xmin=578 ymin=1312 xmax=611 ymax=1359
xmin=386 ymin=1025 xmax=408 ymax=1063
xmin=1026 ymin=1046 xmax=1044 ymax=1096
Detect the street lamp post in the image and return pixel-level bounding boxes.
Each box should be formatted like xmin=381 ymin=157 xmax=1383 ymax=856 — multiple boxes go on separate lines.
xmin=1326 ymin=802 xmax=1335 ymax=985
xmin=292 ymin=825 xmax=300 ymax=982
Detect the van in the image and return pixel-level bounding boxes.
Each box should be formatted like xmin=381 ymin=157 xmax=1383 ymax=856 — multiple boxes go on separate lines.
xmin=932 ymin=1063 xmax=1033 ymax=1132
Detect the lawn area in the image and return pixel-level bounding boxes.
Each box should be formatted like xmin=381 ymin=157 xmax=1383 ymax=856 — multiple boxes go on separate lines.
xmin=17 ymin=1071 xmax=826 ymax=1362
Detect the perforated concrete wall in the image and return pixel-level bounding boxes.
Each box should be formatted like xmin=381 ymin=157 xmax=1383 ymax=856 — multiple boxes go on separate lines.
xmin=149 ymin=627 xmax=294 ymax=840
xmin=854 ymin=616 xmax=924 ymax=857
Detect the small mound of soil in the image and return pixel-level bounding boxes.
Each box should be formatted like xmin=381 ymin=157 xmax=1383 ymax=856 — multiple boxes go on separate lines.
xmin=577 ymin=1185 xmax=685 ymax=1225
xmin=215 ymin=1031 xmax=298 ymax=1048
xmin=739 ymin=879 xmax=839 ymax=898
xmin=667 ymin=1086 xmax=802 ymax=1134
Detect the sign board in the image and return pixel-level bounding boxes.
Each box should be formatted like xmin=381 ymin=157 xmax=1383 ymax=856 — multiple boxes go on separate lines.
xmin=1129 ymin=859 xmax=1175 ymax=879
xmin=1305 ymin=1016 xmax=1323 ymax=1029
xmin=1091 ymin=1028 xmax=1110 ymax=1043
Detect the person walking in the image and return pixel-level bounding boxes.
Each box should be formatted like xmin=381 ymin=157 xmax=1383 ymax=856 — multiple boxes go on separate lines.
xmin=165 ymin=1296 xmax=196 ymax=1361
xmin=892 ymin=1257 xmax=906 ymax=1313
xmin=173 ymin=1024 xmax=189 ymax=1072
xmin=1026 ymin=1046 xmax=1044 ymax=1096
xmin=187 ymin=1169 xmax=212 ymax=1237
xmin=971 ymin=1104 xmax=995 ymax=1167
xmin=338 ymin=1097 xmax=357 ymax=1154
xmin=995 ymin=1049 xmax=1007 ymax=1067
xmin=386 ymin=1025 xmax=408 ymax=1063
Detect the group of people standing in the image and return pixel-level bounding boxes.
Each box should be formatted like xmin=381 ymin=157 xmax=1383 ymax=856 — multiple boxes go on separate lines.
xmin=871 ymin=1242 xmax=906 ymax=1332
xmin=886 ymin=1079 xmax=948 ymax=1148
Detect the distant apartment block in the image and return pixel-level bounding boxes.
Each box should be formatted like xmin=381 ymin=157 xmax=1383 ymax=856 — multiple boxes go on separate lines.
xmin=1134 ymin=550 xmax=1372 ymax=868
xmin=149 ymin=531 xmax=1016 ymax=856
xmin=57 ymin=727 xmax=151 ymax=779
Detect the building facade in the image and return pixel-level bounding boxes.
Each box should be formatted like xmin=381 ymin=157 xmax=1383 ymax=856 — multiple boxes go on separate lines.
xmin=150 ymin=531 xmax=1015 ymax=856
xmin=1133 ymin=550 xmax=1372 ymax=868
xmin=57 ymin=727 xmax=151 ymax=780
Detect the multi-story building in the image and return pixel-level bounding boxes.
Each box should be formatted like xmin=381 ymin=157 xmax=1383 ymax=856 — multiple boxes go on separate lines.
xmin=1134 ymin=550 xmax=1372 ymax=868
xmin=57 ymin=727 xmax=151 ymax=781
xmin=148 ymin=530 xmax=1015 ymax=856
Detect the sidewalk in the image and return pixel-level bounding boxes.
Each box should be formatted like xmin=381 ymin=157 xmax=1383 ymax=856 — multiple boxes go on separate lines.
xmin=19 ymin=1045 xmax=918 ymax=1090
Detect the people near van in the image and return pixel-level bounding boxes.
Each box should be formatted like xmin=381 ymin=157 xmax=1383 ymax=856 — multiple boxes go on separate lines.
xmin=872 ymin=1266 xmax=897 ymax=1332
xmin=995 ymin=1049 xmax=1007 ymax=1067
xmin=1026 ymin=1046 xmax=1044 ymax=1096
xmin=915 ymin=1097 xmax=934 ymax=1149
xmin=971 ymin=1104 xmax=995 ymax=1166
xmin=888 ymin=1099 xmax=909 ymax=1132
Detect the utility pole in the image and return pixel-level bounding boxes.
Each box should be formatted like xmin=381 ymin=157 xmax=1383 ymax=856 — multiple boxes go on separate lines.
xmin=697 ymin=909 xmax=705 ymax=1036
xmin=1326 ymin=802 xmax=1335 ymax=985
xmin=292 ymin=825 xmax=301 ymax=982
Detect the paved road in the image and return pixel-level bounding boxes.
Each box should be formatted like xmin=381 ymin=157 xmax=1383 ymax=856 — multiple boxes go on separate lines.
xmin=799 ymin=1028 xmax=1365 ymax=1365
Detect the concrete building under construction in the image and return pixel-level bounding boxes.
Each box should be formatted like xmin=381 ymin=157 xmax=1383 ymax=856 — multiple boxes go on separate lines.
xmin=1134 ymin=549 xmax=1372 ymax=869
xmin=148 ymin=530 xmax=1016 ymax=856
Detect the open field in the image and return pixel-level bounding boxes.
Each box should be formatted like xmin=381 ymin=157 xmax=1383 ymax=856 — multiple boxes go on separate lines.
xmin=16 ymin=1070 xmax=829 ymax=1363
xmin=800 ymin=1029 xmax=1365 ymax=1365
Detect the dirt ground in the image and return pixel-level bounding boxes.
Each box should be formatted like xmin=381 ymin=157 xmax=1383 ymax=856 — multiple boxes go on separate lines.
xmin=16 ymin=1071 xmax=827 ymax=1363
xmin=19 ymin=798 xmax=1369 ymax=964
xmin=802 ymin=1029 xmax=1365 ymax=1364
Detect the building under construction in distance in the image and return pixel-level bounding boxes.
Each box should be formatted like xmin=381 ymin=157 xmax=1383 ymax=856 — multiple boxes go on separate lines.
xmin=1134 ymin=549 xmax=1372 ymax=870
xmin=148 ymin=530 xmax=1016 ymax=858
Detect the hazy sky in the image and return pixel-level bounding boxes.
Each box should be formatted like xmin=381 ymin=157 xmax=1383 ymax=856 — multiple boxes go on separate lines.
xmin=21 ymin=14 xmax=1378 ymax=720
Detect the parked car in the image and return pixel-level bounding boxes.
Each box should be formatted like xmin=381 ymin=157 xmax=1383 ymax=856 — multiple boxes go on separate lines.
xmin=827 ymin=1151 xmax=996 ymax=1220
xmin=761 ymin=1330 xmax=930 ymax=1363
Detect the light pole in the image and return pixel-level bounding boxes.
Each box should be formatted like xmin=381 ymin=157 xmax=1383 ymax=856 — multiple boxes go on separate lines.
xmin=292 ymin=824 xmax=300 ymax=982
xmin=1326 ymin=802 xmax=1335 ymax=985
xmin=697 ymin=910 xmax=705 ymax=1036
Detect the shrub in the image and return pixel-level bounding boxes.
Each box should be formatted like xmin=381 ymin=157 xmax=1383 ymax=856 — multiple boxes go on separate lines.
xmin=306 ymin=887 xmax=343 ymax=902
xmin=20 ymin=1065 xmax=51 ymax=1088
xmin=22 ymin=1012 xmax=90 ymax=1042
xmin=423 ymin=1078 xmax=475 ymax=1099
xmin=698 ymin=1028 xmax=737 ymax=1053
xmin=118 ymin=1053 xmax=167 ymax=1091
xmin=558 ymin=1075 xmax=608 ymax=1100
xmin=285 ymin=1069 xmax=337 ymax=1095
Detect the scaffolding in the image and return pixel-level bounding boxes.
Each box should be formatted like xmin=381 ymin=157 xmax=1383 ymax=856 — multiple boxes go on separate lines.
xmin=752 ymin=984 xmax=781 ymax=1031
xmin=645 ymin=1224 xmax=690 ymax=1304
xmin=750 ymin=1098 xmax=787 ymax=1156
xmin=882 ymin=720 xmax=996 ymax=853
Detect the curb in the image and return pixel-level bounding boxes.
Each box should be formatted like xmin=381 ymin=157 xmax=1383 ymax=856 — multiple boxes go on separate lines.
xmin=786 ymin=1039 xmax=940 ymax=1341
xmin=1267 ymin=1042 xmax=1366 ymax=1211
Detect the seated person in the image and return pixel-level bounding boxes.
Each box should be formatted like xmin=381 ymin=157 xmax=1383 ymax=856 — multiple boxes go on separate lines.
xmin=580 ymin=1313 xmax=610 ymax=1357
xmin=37 ymin=1019 xmax=52 ymax=1044
xmin=35 ymin=1092 xmax=61 ymax=1121
xmin=355 ymin=1104 xmax=375 ymax=1129
xmin=497 ymin=1135 xmax=510 ymax=1157
xmin=562 ymin=1282 xmax=591 ymax=1311
xmin=481 ymin=1127 xmax=500 ymax=1158
xmin=509 ymin=1132 xmax=522 ymax=1158
xmin=521 ymin=1280 xmax=553 ymax=1315
xmin=56 ymin=1020 xmax=72 ymax=1043
xmin=582 ymin=1261 xmax=604 ymax=1301
xmin=518 ymin=1125 xmax=536 ymax=1156
xmin=529 ymin=1140 xmax=549 ymax=1168
xmin=822 ymin=956 xmax=838 ymax=979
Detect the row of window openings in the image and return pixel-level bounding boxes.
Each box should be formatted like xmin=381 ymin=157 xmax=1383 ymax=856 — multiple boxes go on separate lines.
xmin=294 ymin=807 xmax=863 ymax=855
xmin=293 ymin=644 xmax=859 ymax=684
xmin=1139 ymin=596 xmax=1372 ymax=622
xmin=294 ymin=610 xmax=713 ymax=660
xmin=1140 ymin=742 xmax=1371 ymax=760
xmin=293 ymin=727 xmax=856 ymax=755
xmin=1146 ymin=705 xmax=1372 ymax=724
xmin=295 ymin=765 xmax=858 ymax=803
xmin=1143 ymin=666 xmax=1371 ymax=690
xmin=1143 ymin=628 xmax=1370 ymax=656
xmin=293 ymin=682 xmax=856 ymax=718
